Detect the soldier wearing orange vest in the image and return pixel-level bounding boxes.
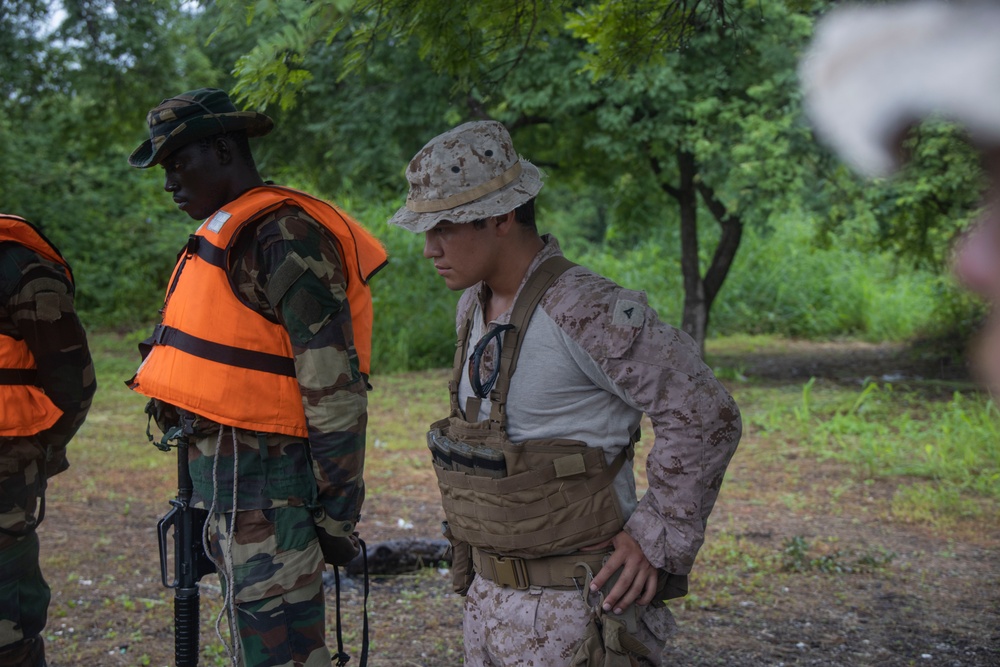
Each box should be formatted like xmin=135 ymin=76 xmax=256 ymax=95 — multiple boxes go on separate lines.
xmin=128 ymin=89 xmax=387 ymax=666
xmin=0 ymin=215 xmax=95 ymax=667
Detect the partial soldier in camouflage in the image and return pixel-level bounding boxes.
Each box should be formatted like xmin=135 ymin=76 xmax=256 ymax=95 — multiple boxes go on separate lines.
xmin=127 ymin=89 xmax=386 ymax=666
xmin=0 ymin=215 xmax=95 ymax=667
xmin=389 ymin=121 xmax=742 ymax=666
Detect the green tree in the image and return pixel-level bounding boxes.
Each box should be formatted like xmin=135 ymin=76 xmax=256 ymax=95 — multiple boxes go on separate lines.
xmin=0 ymin=0 xmax=232 ymax=326
xmin=218 ymin=0 xmax=823 ymax=354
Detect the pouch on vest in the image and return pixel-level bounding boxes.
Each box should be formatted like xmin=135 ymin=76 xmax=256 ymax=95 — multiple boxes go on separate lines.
xmin=427 ymin=429 xmax=506 ymax=479
xmin=442 ymin=521 xmax=474 ymax=595
xmin=569 ymin=562 xmax=652 ymax=667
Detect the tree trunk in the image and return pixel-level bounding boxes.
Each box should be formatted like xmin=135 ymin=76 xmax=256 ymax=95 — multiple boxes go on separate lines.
xmin=697 ymin=181 xmax=743 ymax=314
xmin=653 ymin=150 xmax=745 ymax=358
xmin=676 ymin=149 xmax=708 ymax=356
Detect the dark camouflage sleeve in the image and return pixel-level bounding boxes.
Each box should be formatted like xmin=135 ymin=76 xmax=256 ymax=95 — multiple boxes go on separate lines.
xmin=0 ymin=242 xmax=96 ymax=475
xmin=231 ymin=204 xmax=367 ymax=524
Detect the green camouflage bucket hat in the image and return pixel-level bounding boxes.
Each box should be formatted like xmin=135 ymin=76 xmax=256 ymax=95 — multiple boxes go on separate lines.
xmin=388 ymin=120 xmax=544 ymax=233
xmin=128 ymin=88 xmax=273 ymax=169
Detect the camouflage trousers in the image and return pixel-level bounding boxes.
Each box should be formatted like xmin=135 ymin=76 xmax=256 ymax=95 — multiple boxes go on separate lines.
xmin=205 ymin=506 xmax=330 ymax=667
xmin=0 ymin=439 xmax=49 ymax=667
xmin=463 ymin=575 xmax=675 ymax=667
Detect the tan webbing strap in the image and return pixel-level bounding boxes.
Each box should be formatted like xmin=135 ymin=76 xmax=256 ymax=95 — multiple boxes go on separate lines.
xmin=472 ymin=548 xmax=608 ymax=590
xmin=407 ymin=162 xmax=523 ymax=213
xmin=488 ymin=256 xmax=577 ymax=426
xmin=448 ymin=318 xmax=472 ymax=414
xmin=464 ymin=396 xmax=483 ymax=421
xmin=449 ymin=255 xmax=576 ymax=427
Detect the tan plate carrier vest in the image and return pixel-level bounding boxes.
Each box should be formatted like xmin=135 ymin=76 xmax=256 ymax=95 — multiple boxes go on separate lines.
xmin=428 ymin=256 xmax=632 ymax=591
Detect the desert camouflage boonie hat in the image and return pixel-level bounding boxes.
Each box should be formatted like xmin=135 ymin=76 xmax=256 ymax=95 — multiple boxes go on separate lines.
xmin=128 ymin=88 xmax=273 ymax=169
xmin=388 ymin=120 xmax=544 ymax=233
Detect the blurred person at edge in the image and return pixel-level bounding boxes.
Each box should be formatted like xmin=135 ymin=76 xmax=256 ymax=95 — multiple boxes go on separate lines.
xmin=0 ymin=214 xmax=96 ymax=667
xmin=801 ymin=1 xmax=1000 ymax=389
xmin=127 ymin=88 xmax=387 ymax=666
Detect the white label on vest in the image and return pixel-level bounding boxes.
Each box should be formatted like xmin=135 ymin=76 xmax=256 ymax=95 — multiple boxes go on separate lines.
xmin=612 ymin=299 xmax=644 ymax=328
xmin=206 ymin=210 xmax=232 ymax=233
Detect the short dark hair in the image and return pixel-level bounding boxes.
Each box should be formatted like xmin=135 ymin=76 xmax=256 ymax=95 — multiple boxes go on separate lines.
xmin=199 ymin=130 xmax=255 ymax=168
xmin=469 ymin=198 xmax=537 ymax=231
xmin=514 ymin=198 xmax=536 ymax=230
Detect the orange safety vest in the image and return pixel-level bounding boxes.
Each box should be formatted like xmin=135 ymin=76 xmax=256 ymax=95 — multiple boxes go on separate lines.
xmin=0 ymin=215 xmax=72 ymax=437
xmin=130 ymin=186 xmax=388 ymax=438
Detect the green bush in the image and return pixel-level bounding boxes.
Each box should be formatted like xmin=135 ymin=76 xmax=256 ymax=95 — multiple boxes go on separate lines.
xmin=565 ymin=212 xmax=956 ymax=343
xmin=337 ymin=197 xmax=459 ymax=375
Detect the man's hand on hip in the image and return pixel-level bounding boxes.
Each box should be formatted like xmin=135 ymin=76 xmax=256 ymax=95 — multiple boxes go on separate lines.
xmin=584 ymin=530 xmax=659 ymax=614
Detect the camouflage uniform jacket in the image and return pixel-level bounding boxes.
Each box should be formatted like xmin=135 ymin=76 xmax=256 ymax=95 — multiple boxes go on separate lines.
xmin=457 ymin=235 xmax=741 ymax=575
xmin=0 ymin=237 xmax=95 ymax=474
xmin=181 ymin=203 xmax=367 ymax=524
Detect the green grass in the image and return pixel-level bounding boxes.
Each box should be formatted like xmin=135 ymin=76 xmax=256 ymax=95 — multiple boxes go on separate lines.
xmin=79 ymin=329 xmax=1000 ymax=525
xmin=745 ymin=375 xmax=1000 ymax=523
xmin=40 ymin=329 xmax=1000 ymax=665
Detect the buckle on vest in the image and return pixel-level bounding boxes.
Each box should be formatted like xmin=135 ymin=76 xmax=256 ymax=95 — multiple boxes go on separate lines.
xmin=150 ymin=323 xmax=168 ymax=345
xmin=490 ymin=555 xmax=529 ymax=590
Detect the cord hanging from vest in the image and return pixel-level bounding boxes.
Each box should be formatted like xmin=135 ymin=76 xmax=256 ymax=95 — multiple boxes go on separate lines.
xmin=331 ymin=538 xmax=370 ymax=667
xmin=203 ymin=426 xmax=242 ymax=667
xmin=468 ymin=324 xmax=514 ymax=399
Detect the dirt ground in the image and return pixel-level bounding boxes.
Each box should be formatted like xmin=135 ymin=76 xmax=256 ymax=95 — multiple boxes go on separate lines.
xmin=36 ymin=340 xmax=1000 ymax=666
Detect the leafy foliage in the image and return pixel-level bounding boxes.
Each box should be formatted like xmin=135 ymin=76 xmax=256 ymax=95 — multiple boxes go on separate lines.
xmin=815 ymin=121 xmax=986 ymax=270
xmin=0 ymin=0 xmax=989 ymax=364
xmin=215 ymin=0 xmax=833 ymax=351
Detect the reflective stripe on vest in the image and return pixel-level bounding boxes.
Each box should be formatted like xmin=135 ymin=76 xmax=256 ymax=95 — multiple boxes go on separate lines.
xmin=129 ymin=187 xmax=387 ymax=438
xmin=0 ymin=215 xmax=70 ymax=436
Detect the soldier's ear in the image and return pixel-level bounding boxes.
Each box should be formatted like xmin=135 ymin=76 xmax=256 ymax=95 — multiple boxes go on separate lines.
xmin=493 ymin=211 xmax=516 ymax=237
xmin=213 ymin=137 xmax=234 ymax=166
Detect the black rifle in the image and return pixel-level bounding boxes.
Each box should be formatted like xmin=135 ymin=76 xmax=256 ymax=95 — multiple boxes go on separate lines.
xmin=155 ymin=430 xmax=216 ymax=667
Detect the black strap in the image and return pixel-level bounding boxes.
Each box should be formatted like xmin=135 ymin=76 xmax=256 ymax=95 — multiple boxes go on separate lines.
xmin=150 ymin=324 xmax=296 ymax=377
xmin=333 ymin=539 xmax=370 ymax=667
xmin=0 ymin=368 xmax=39 ymax=385
xmin=468 ymin=324 xmax=514 ymax=399
xmin=190 ymin=235 xmax=226 ymax=268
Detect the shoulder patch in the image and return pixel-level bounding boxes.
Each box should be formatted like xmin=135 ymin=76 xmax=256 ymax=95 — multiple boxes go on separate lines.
xmin=612 ymin=298 xmax=645 ymax=328
xmin=206 ymin=210 xmax=232 ymax=233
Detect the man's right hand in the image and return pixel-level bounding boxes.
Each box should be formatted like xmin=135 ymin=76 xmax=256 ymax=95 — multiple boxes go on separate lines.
xmin=583 ymin=530 xmax=659 ymax=614
xmin=313 ymin=509 xmax=361 ymax=566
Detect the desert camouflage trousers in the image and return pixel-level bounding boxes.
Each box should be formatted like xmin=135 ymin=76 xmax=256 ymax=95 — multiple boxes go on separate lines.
xmin=203 ymin=505 xmax=331 ymax=666
xmin=0 ymin=438 xmax=49 ymax=667
xmin=464 ymin=575 xmax=675 ymax=667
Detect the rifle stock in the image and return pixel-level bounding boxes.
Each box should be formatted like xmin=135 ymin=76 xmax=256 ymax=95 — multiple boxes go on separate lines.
xmin=156 ymin=436 xmax=216 ymax=667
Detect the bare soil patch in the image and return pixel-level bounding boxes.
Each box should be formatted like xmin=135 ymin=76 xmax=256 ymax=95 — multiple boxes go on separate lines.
xmin=37 ymin=340 xmax=1000 ymax=666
